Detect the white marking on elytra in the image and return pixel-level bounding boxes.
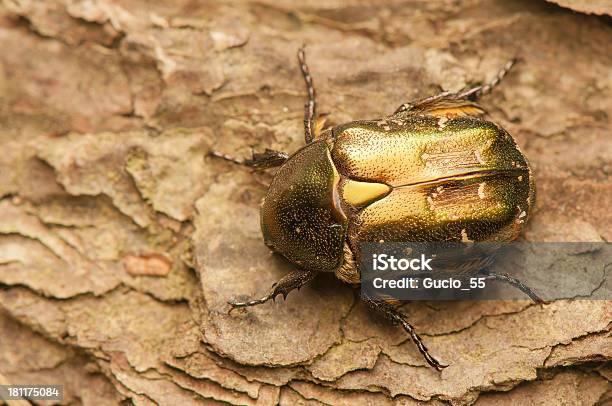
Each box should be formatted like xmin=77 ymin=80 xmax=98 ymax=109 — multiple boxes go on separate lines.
xmin=478 ymin=182 xmax=486 ymax=199
xmin=518 ymin=175 xmax=523 ymax=181
xmin=437 ymin=116 xmax=448 ymax=130
xmin=474 ymin=150 xmax=485 ymax=165
xmin=421 ymin=152 xmax=431 ymax=167
xmin=515 ymin=205 xmax=526 ymax=223
xmin=461 ymin=229 xmax=473 ymax=243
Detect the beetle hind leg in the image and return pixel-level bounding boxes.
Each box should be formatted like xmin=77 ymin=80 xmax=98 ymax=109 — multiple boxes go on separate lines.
xmin=455 ymin=58 xmax=518 ymax=101
xmin=393 ymin=58 xmax=518 ymax=116
xmin=363 ymin=295 xmax=448 ymax=371
xmin=480 ymin=270 xmax=545 ymax=304
xmin=229 ymin=269 xmax=318 ymax=312
xmin=208 ymin=148 xmax=289 ymax=170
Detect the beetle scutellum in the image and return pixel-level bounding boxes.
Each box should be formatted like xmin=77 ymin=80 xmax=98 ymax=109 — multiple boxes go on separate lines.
xmin=211 ymin=47 xmax=542 ymax=370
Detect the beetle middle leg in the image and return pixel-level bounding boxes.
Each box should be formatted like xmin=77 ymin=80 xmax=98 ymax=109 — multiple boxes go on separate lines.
xmin=229 ymin=269 xmax=318 ymax=311
xmin=363 ymin=295 xmax=448 ymax=371
xmin=209 ymin=148 xmax=289 ymax=169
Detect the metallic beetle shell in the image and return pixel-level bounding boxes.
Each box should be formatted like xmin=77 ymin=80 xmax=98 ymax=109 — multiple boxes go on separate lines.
xmin=332 ymin=115 xmax=534 ymax=244
xmin=260 ymin=140 xmax=347 ymax=272
xmin=260 ymin=114 xmax=535 ymax=274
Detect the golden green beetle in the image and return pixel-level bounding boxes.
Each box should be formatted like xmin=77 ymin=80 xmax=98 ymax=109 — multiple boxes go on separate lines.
xmin=212 ymin=47 xmax=541 ymax=371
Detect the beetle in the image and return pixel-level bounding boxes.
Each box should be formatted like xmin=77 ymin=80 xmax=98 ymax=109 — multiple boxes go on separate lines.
xmin=211 ymin=46 xmax=542 ymax=370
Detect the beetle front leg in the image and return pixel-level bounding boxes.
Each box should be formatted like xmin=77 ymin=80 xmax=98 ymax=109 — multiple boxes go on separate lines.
xmin=363 ymin=295 xmax=448 ymax=371
xmin=298 ymin=45 xmax=317 ymax=144
xmin=229 ymin=269 xmax=318 ymax=311
xmin=208 ymin=148 xmax=289 ymax=169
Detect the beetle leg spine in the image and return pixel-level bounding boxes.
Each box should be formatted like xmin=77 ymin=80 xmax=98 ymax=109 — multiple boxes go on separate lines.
xmin=228 ymin=269 xmax=318 ymax=312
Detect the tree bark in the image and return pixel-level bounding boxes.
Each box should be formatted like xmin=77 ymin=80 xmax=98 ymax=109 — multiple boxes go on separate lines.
xmin=0 ymin=0 xmax=610 ymax=404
